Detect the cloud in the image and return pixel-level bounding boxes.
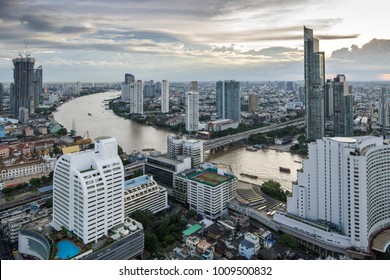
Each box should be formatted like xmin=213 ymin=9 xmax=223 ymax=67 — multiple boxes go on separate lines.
xmin=328 ymin=39 xmax=390 ymax=80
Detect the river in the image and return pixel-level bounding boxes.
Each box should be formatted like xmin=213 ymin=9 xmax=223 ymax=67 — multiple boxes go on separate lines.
xmin=53 ymin=91 xmax=302 ymax=191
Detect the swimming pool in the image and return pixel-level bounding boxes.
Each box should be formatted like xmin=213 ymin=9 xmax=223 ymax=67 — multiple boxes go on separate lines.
xmin=56 ymin=240 xmax=81 ymax=259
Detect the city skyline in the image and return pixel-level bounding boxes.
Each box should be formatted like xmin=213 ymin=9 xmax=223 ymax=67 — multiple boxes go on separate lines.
xmin=0 ymin=0 xmax=390 ymax=82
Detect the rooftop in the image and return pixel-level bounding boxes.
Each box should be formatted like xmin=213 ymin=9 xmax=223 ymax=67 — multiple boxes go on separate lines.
xmin=240 ymin=239 xmax=255 ymax=249
xmin=190 ymin=169 xmax=233 ymax=187
xmin=183 ymin=224 xmax=203 ymax=237
xmin=124 ymin=175 xmax=154 ymax=190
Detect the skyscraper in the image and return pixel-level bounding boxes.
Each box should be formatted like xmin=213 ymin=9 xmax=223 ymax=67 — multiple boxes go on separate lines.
xmin=130 ymin=80 xmax=143 ymax=114
xmin=12 ymin=56 xmax=36 ymax=116
xmin=378 ymin=87 xmax=390 ymax=133
xmin=190 ymin=81 xmax=198 ymax=91
xmin=34 ymin=65 xmax=43 ymax=110
xmin=52 ymin=138 xmax=124 ymax=244
xmin=333 ymin=74 xmax=353 ymax=137
xmin=304 ymin=26 xmax=325 ymax=141
xmin=124 ymin=73 xmax=135 ymax=84
xmin=248 ymin=94 xmax=259 ymax=113
xmin=161 ymin=80 xmax=169 ymax=113
xmin=185 ymin=91 xmax=199 ymax=132
xmin=216 ymin=80 xmax=241 ymax=122
xmin=274 ymin=136 xmax=390 ymax=254
xmin=0 ymin=83 xmax=3 ymax=112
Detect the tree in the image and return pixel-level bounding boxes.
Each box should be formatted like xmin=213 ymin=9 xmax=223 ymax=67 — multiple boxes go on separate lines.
xmin=56 ymin=127 xmax=68 ymax=136
xmin=29 ymin=177 xmax=41 ymax=188
xmin=144 ymin=232 xmax=158 ymax=252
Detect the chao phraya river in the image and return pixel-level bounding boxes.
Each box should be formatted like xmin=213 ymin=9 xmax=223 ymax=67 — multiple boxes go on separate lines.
xmin=53 ymin=91 xmax=302 ymax=191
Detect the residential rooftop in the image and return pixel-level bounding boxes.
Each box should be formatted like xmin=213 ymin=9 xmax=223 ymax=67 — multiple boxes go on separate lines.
xmin=124 ymin=175 xmax=154 ymax=190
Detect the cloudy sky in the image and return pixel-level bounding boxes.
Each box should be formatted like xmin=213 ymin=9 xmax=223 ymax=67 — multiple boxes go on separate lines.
xmin=0 ymin=0 xmax=389 ymax=82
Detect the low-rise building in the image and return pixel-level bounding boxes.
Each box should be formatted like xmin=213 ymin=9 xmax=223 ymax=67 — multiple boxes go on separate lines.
xmin=123 ymin=175 xmax=169 ymax=216
xmin=239 ymin=239 xmax=256 ymax=259
xmin=0 ymin=158 xmax=56 ymax=181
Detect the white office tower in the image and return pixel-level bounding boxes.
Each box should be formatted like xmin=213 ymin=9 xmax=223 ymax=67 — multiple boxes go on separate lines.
xmin=185 ymin=91 xmax=199 ymax=132
xmin=52 ymin=138 xmax=124 ymax=244
xmin=161 ymin=80 xmax=169 ymax=113
xmin=274 ymin=136 xmax=390 ymax=254
xmin=129 ymin=80 xmax=143 ymax=114
xmin=183 ymin=139 xmax=204 ymax=167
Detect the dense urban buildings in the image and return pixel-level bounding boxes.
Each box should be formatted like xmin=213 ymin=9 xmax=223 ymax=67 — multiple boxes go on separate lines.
xmin=304 ymin=26 xmax=325 ymax=141
xmin=185 ymin=91 xmax=199 ymax=132
xmin=216 ymin=80 xmax=241 ymax=122
xmin=161 ymin=80 xmax=169 ymax=113
xmin=52 ymin=138 xmax=125 ymax=244
xmin=275 ymin=136 xmax=390 ymax=255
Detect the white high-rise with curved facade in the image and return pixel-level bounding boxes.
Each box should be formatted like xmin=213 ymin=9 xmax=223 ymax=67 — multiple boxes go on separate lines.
xmin=274 ymin=136 xmax=390 ymax=254
xmin=52 ymin=138 xmax=124 ymax=244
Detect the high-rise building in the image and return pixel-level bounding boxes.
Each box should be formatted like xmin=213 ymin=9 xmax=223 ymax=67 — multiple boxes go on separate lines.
xmin=304 ymin=26 xmax=325 ymax=141
xmin=185 ymin=91 xmax=199 ymax=132
xmin=167 ymin=135 xmax=203 ymax=167
xmin=161 ymin=80 xmax=169 ymax=113
xmin=125 ymin=73 xmax=135 ymax=84
xmin=76 ymin=81 xmax=81 ymax=96
xmin=182 ymin=139 xmax=204 ymax=167
xmin=179 ymin=167 xmax=237 ymax=220
xmin=121 ymin=83 xmax=132 ymax=101
xmin=167 ymin=135 xmax=183 ymax=159
xmin=130 ymin=80 xmax=143 ymax=114
xmin=216 ymin=80 xmax=241 ymax=122
xmin=378 ymin=87 xmax=390 ymax=132
xmin=248 ymin=94 xmax=259 ymax=113
xmin=34 ymin=65 xmax=43 ymax=109
xmin=333 ymin=74 xmax=353 ymax=137
xmin=12 ymin=56 xmax=36 ymax=116
xmin=274 ymin=136 xmax=390 ymax=255
xmin=324 ymin=79 xmax=333 ymax=119
xmin=0 ymin=83 xmax=3 ymax=112
xmin=190 ymin=81 xmax=198 ymax=91
xmin=52 ymin=138 xmax=125 ymax=244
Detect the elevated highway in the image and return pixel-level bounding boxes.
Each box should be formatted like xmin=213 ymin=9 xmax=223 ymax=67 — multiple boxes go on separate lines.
xmin=203 ymin=117 xmax=305 ymax=151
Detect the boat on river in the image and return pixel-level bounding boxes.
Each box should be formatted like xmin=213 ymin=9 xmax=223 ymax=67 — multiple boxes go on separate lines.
xmin=240 ymin=173 xmax=259 ymax=179
xmin=279 ymin=167 xmax=291 ymax=173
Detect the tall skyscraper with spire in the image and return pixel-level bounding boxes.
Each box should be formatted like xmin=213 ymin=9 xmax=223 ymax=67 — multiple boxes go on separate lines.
xmin=304 ymin=26 xmax=325 ymax=141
